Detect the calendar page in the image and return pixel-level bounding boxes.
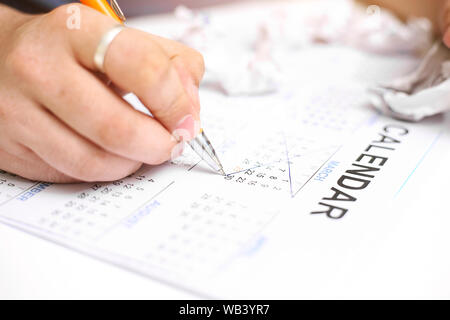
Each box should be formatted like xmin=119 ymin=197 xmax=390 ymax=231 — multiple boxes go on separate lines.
xmin=1 ymin=3 xmax=448 ymax=298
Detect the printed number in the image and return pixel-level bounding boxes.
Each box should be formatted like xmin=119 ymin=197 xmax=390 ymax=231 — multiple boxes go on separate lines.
xmin=101 ymin=187 xmax=112 ymax=194
xmin=65 ymin=201 xmax=76 ymax=207
xmin=236 ymin=177 xmax=246 ymax=183
xmin=76 ymin=204 xmax=86 ymax=211
xmin=77 ymin=192 xmax=89 ymax=199
xmin=89 ymin=196 xmax=99 ymax=202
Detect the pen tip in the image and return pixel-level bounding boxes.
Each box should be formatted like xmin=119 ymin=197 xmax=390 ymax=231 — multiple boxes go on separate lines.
xmin=219 ymin=168 xmax=226 ymax=176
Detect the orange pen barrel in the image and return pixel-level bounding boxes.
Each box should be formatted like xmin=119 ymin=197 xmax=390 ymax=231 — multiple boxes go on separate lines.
xmin=80 ymin=0 xmax=123 ymax=24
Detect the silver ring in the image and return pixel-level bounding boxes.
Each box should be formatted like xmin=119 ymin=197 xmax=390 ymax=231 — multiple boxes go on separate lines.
xmin=94 ymin=25 xmax=125 ymax=73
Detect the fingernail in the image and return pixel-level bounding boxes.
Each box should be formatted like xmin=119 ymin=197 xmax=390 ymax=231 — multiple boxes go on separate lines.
xmin=173 ymin=115 xmax=195 ymax=142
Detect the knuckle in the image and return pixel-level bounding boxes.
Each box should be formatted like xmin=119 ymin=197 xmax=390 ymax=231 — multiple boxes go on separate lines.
xmin=96 ymin=114 xmax=136 ymax=152
xmin=43 ymin=169 xmax=78 ymax=183
xmin=74 ymin=151 xmax=109 ymax=182
xmin=5 ymin=16 xmax=64 ymax=88
xmin=6 ymin=39 xmax=39 ymax=82
xmin=170 ymin=90 xmax=190 ymax=113
xmin=5 ymin=37 xmax=54 ymax=90
xmin=140 ymin=54 xmax=171 ymax=86
xmin=14 ymin=144 xmax=35 ymax=161
xmin=189 ymin=49 xmax=206 ymax=81
xmin=158 ymin=90 xmax=188 ymax=120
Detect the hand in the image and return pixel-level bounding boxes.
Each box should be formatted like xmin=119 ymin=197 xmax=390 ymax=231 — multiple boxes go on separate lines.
xmin=0 ymin=4 xmax=204 ymax=182
xmin=442 ymin=0 xmax=450 ymax=47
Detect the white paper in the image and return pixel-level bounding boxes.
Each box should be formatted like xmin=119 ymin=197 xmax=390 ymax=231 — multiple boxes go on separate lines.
xmin=170 ymin=0 xmax=432 ymax=96
xmin=370 ymin=42 xmax=450 ymax=121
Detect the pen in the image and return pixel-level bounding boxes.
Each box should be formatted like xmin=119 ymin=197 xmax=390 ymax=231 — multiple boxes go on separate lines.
xmin=80 ymin=0 xmax=125 ymax=24
xmin=80 ymin=0 xmax=226 ymax=176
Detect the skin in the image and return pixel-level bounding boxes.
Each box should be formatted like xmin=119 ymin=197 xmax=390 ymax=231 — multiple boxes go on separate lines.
xmin=0 ymin=4 xmax=204 ymax=183
xmin=0 ymin=2 xmax=448 ymax=184
xmin=443 ymin=0 xmax=450 ymax=46
xmin=359 ymin=0 xmax=450 ymax=47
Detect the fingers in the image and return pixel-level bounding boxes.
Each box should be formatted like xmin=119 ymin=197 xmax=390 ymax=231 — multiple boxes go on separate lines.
xmin=30 ymin=61 xmax=177 ymax=166
xmin=146 ymin=33 xmax=206 ymax=87
xmin=104 ymin=28 xmax=201 ymax=141
xmin=59 ymin=4 xmax=204 ymax=141
xmin=147 ymin=34 xmax=205 ymax=115
xmin=8 ymin=97 xmax=143 ymax=182
xmin=0 ymin=89 xmax=72 ymax=182
xmin=0 ymin=147 xmax=77 ymax=183
xmin=0 ymin=4 xmax=200 ymax=183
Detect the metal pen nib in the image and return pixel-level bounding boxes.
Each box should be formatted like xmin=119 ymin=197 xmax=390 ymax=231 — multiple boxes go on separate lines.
xmin=187 ymin=130 xmax=226 ymax=175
